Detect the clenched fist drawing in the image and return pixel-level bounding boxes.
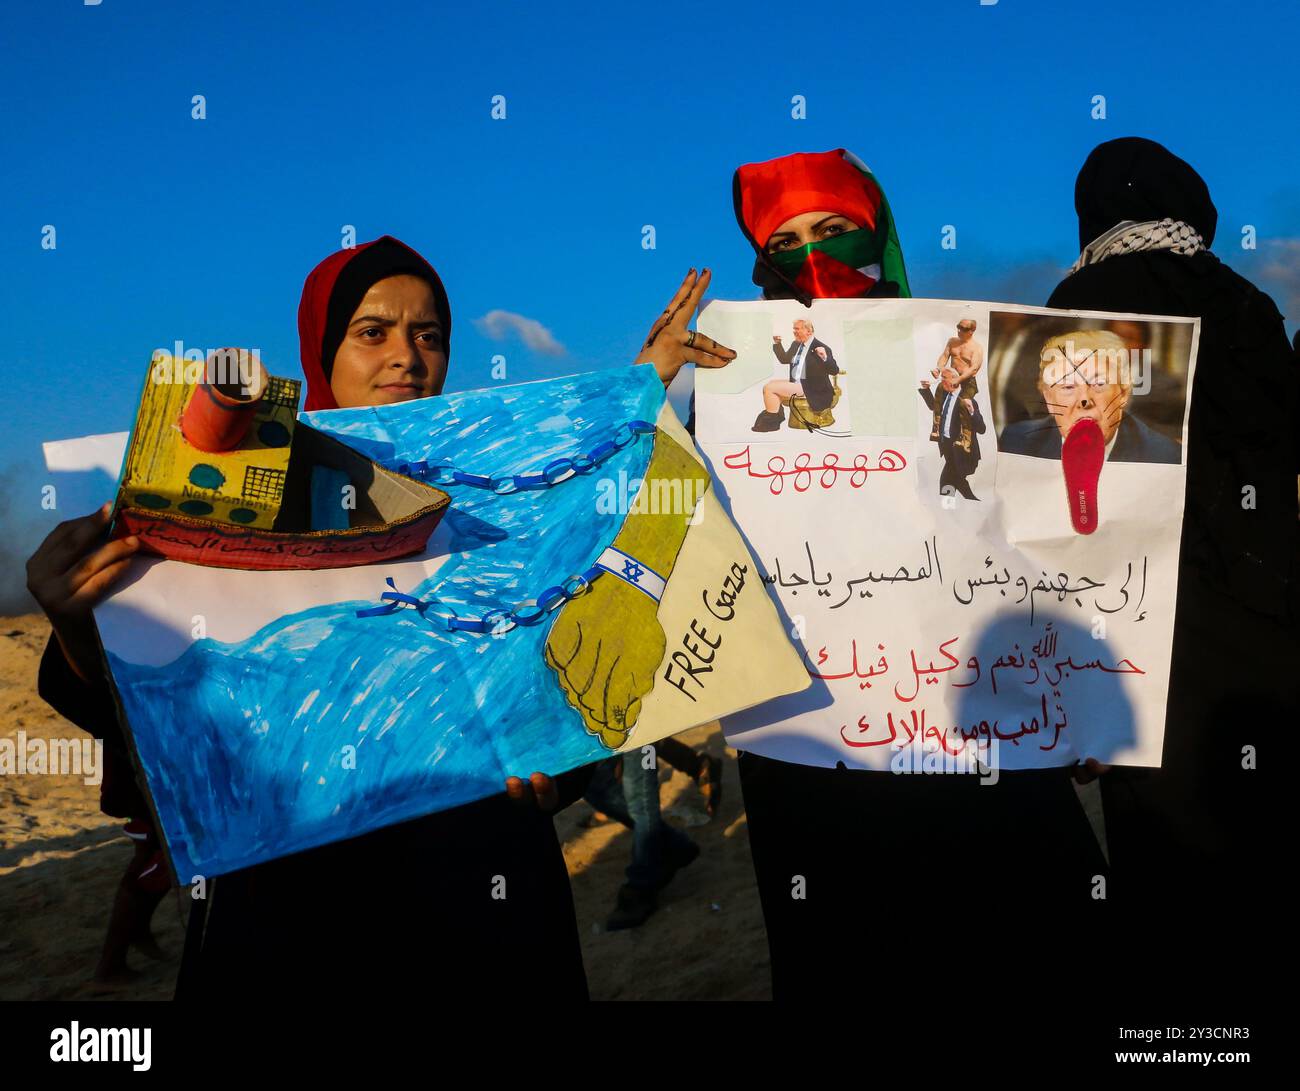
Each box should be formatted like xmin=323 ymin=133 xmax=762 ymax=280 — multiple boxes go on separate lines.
xmin=544 ymin=428 xmax=710 ymax=749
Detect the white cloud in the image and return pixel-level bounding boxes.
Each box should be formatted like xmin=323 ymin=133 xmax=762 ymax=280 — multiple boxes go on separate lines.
xmin=472 ymin=310 xmax=567 ymax=357
xmin=1256 ymin=238 xmax=1300 ymax=328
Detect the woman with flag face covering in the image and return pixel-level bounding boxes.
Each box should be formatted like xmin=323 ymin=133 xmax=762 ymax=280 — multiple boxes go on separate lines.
xmin=721 ymin=150 xmax=1108 ymax=1003
xmin=735 ymin=148 xmax=910 ymax=302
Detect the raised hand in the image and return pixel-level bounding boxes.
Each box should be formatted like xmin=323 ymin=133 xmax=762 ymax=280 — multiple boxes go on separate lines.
xmin=635 ymin=268 xmax=736 ymax=387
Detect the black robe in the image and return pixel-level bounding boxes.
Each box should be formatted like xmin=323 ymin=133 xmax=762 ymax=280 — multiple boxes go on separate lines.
xmin=739 ymin=752 xmax=1108 ymax=1002
xmin=1045 ymin=138 xmax=1297 ymax=1008
xmin=697 ymin=236 xmax=1108 ymax=1004
xmin=39 ymin=637 xmax=590 ymax=1000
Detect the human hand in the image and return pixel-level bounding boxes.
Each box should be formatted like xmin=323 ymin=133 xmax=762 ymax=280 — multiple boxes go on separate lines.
xmin=26 ymin=502 xmax=140 ymax=681
xmin=635 ymin=268 xmax=736 ymax=388
xmin=505 ymin=772 xmax=560 ymax=811
xmin=1072 ymin=757 xmax=1111 ymax=785
xmin=815 ymin=347 xmax=827 ymax=361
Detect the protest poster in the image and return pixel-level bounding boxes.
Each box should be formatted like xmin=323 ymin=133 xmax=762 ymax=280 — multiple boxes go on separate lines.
xmin=694 ymin=298 xmax=1199 ymax=772
xmin=73 ymin=364 xmax=807 ymax=879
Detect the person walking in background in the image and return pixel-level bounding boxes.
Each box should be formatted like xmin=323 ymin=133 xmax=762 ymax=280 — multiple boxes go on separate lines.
xmin=583 ymin=746 xmax=703 ymax=931
xmin=582 ymin=737 xmax=722 ymax=933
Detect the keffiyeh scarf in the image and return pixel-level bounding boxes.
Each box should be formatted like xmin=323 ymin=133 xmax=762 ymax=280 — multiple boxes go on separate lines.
xmin=1069 ymin=218 xmax=1204 ymax=275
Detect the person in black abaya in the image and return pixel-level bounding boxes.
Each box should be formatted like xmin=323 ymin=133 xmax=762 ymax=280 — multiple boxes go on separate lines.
xmin=1047 ymin=137 xmax=1298 ymax=1013
xmin=702 ymin=150 xmax=1110 ymax=1007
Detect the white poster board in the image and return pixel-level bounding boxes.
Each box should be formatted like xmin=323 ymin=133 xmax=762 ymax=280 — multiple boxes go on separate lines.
xmin=695 ymin=298 xmax=1199 ymax=771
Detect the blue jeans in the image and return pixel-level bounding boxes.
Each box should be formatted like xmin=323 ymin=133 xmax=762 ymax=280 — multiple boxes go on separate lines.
xmin=584 ymin=750 xmax=695 ymax=890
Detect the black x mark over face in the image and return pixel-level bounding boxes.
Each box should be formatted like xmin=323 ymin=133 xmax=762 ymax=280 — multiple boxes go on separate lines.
xmin=1041 ymin=345 xmax=1128 ymax=444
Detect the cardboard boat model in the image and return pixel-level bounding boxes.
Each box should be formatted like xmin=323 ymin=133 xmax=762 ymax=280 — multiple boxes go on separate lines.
xmin=111 ymin=350 xmax=450 ymax=570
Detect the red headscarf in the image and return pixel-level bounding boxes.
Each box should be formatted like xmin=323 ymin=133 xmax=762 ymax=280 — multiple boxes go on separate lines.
xmin=736 ymin=149 xmax=882 ymax=251
xmin=733 ymin=149 xmax=910 ymax=302
xmin=298 ymin=235 xmax=451 ymax=412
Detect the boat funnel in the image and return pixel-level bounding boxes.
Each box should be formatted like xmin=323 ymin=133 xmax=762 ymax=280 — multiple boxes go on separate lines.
xmin=181 ymin=349 xmax=269 ymax=453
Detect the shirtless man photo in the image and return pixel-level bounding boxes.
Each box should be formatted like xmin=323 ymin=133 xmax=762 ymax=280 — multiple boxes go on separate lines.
xmin=933 ymin=318 xmax=983 ymax=398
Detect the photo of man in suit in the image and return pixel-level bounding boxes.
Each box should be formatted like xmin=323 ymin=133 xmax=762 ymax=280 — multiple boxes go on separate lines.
xmin=919 ymin=367 xmax=985 ymax=500
xmin=999 ymin=328 xmax=1181 ymax=464
xmin=752 ymin=319 xmax=840 ymax=432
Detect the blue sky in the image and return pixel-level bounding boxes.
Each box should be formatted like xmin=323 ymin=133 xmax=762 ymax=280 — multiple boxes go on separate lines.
xmin=1 ymin=0 xmax=1297 ymax=605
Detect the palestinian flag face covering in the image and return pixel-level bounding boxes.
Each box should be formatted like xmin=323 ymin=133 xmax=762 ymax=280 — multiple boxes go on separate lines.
xmin=735 ymin=149 xmax=911 ymax=302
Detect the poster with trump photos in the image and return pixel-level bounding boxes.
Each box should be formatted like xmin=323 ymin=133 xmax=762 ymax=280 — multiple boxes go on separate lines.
xmin=47 ymin=366 xmax=809 ymax=881
xmin=693 ymin=297 xmax=1200 ymax=772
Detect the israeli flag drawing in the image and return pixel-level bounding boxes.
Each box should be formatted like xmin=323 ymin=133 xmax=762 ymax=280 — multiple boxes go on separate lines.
xmin=593 ymin=545 xmax=667 ymax=602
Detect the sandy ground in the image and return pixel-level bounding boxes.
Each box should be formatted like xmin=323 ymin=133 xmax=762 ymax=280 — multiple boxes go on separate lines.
xmin=0 ymin=613 xmax=771 ymax=1001
xmin=2 ymin=613 xmax=1104 ymax=1002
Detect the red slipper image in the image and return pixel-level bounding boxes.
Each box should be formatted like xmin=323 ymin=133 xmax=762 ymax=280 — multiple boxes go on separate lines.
xmin=1062 ymin=418 xmax=1105 ymax=534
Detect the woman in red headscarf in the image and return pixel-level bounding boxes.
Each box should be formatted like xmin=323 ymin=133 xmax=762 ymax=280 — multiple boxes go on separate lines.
xmin=165 ymin=235 xmax=595 ymax=997
xmin=27 ymin=233 xmax=732 ymax=997
xmin=712 ymin=150 xmax=1109 ymax=1004
xmin=24 ymin=238 xmax=577 ymax=997
xmin=733 ymin=147 xmax=911 ymax=303
xmin=297 ymin=235 xmax=454 ymax=411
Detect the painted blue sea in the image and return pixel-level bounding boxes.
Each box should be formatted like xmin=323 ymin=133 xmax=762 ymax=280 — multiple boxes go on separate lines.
xmin=108 ymin=366 xmax=665 ymax=879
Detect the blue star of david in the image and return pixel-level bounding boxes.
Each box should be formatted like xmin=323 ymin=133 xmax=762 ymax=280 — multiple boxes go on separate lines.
xmin=621 ymin=559 xmax=646 ymax=582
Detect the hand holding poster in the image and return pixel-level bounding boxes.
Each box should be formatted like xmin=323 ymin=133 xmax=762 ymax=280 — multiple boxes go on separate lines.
xmin=695 ymin=297 xmax=1199 ymax=772
xmin=83 ymin=364 xmax=808 ymax=880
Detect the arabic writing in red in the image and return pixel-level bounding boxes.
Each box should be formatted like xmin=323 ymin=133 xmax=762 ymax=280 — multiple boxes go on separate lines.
xmin=722 ymin=446 xmax=906 ymax=495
